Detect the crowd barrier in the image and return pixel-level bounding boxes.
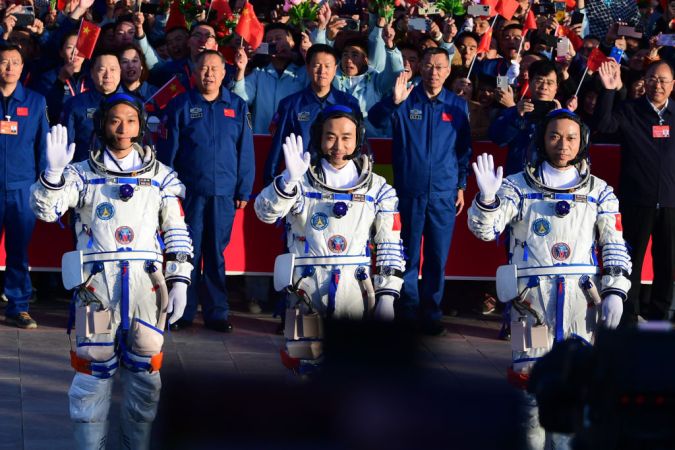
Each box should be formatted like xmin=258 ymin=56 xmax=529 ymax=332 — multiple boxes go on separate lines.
xmin=1 ymin=136 xmax=654 ymax=282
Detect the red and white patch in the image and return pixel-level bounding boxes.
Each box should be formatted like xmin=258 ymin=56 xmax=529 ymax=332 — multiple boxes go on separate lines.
xmin=614 ymin=213 xmax=623 ymax=231
xmin=392 ymin=212 xmax=402 ymax=231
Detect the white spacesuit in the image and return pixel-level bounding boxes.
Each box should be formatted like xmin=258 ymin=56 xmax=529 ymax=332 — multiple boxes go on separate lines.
xmin=467 ymin=110 xmax=631 ymax=449
xmin=30 ymin=98 xmax=193 ymax=449
xmin=255 ymin=106 xmax=405 ymax=369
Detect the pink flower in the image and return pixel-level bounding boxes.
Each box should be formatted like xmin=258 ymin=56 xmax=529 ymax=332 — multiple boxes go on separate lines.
xmin=290 ymin=0 xmax=302 ymax=5
xmin=283 ymin=0 xmax=293 ymax=11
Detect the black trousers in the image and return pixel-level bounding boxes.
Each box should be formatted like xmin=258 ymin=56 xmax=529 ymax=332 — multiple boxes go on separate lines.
xmin=620 ymin=204 xmax=675 ymax=323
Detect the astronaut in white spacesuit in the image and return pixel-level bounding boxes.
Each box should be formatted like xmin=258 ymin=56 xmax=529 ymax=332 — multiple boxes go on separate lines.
xmin=255 ymin=104 xmax=405 ymax=325
xmin=467 ymin=109 xmax=631 ymax=449
xmin=30 ymin=94 xmax=193 ymax=450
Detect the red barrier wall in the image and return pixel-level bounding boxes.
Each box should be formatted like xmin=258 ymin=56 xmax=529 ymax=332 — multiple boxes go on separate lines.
xmin=1 ymin=137 xmax=652 ymax=281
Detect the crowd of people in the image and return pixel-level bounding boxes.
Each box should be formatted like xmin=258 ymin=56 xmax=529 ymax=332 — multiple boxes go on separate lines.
xmin=0 ymin=0 xmax=673 ymax=448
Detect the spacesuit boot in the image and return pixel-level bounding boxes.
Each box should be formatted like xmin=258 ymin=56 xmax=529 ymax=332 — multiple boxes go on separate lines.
xmin=120 ymin=420 xmax=153 ymax=450
xmin=73 ymin=421 xmax=108 ymax=450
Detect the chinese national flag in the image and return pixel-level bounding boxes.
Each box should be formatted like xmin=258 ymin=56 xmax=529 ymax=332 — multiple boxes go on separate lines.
xmin=523 ymin=9 xmax=537 ymax=34
xmin=496 ymin=0 xmax=519 ymax=20
xmin=75 ymin=20 xmax=101 ymax=60
xmin=235 ymin=2 xmax=264 ymax=50
xmin=151 ymin=76 xmax=186 ymax=110
xmin=519 ymin=80 xmax=530 ymax=99
xmin=587 ymin=48 xmax=608 ymax=71
xmin=166 ymin=0 xmax=187 ymax=31
xmin=57 ymin=0 xmax=68 ymax=10
xmin=477 ymin=26 xmax=493 ymax=54
xmin=210 ymin=0 xmax=232 ymax=22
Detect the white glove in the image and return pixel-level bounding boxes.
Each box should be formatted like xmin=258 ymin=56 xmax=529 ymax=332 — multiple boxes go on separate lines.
xmin=281 ymin=133 xmax=311 ymax=185
xmin=471 ymin=153 xmax=503 ymax=204
xmin=506 ymin=60 xmax=520 ymax=85
xmin=601 ymin=294 xmax=623 ymax=329
xmin=373 ymin=295 xmax=396 ymax=321
xmin=167 ymin=282 xmax=188 ymax=325
xmin=44 ymin=124 xmax=76 ymax=184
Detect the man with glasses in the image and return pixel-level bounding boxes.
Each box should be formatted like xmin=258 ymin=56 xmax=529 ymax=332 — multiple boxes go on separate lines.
xmin=0 ymin=43 xmax=49 ymax=329
xmin=369 ymin=47 xmax=472 ymax=335
xmin=593 ymin=59 xmax=675 ymax=325
xmin=489 ymin=60 xmax=572 ymax=176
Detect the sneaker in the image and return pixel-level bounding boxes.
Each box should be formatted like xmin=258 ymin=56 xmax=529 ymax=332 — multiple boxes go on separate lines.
xmin=5 ymin=312 xmax=37 ymax=329
xmin=247 ymin=298 xmax=262 ymax=314
xmin=481 ymin=294 xmax=497 ymax=315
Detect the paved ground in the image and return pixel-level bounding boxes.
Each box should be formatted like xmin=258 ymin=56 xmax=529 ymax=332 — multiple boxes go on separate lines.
xmin=0 ymin=286 xmax=520 ymax=450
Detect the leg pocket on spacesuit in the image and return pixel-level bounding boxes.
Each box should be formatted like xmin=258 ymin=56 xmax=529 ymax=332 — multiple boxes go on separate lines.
xmin=75 ymin=306 xmax=115 ymax=362
xmin=130 ymin=318 xmax=164 ymax=357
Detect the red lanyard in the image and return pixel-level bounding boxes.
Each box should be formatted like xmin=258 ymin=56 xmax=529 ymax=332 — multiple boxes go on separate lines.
xmin=65 ymin=78 xmax=88 ymax=97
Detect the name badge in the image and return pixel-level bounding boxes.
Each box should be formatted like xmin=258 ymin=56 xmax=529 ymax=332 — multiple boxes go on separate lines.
xmin=653 ymin=125 xmax=670 ymax=138
xmin=0 ymin=121 xmax=18 ymax=135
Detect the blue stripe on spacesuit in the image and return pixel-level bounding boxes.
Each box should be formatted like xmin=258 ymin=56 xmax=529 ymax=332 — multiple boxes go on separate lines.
xmin=88 ymin=177 xmax=161 ymax=187
xmin=523 ymin=193 xmax=598 ymax=203
xmin=304 ymin=192 xmax=376 ymax=202
xmin=555 ymin=277 xmax=565 ymax=342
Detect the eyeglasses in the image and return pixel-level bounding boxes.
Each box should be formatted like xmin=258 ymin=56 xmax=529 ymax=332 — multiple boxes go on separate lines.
xmin=422 ymin=64 xmax=449 ymax=72
xmin=533 ymin=78 xmax=556 ymax=87
xmin=191 ymin=32 xmax=216 ymax=41
xmin=645 ymin=76 xmax=674 ymax=86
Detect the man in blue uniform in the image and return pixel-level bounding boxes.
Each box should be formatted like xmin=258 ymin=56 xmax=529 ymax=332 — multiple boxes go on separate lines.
xmin=157 ymin=50 xmax=255 ymax=332
xmin=264 ymin=44 xmax=360 ymax=184
xmin=61 ymin=51 xmax=122 ymax=162
xmin=0 ymin=43 xmax=49 ymax=329
xmin=369 ymin=47 xmax=472 ymax=335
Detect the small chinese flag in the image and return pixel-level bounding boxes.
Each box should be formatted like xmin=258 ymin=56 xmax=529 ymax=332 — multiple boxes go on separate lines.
xmin=392 ymin=213 xmax=402 ymax=231
xmin=235 ymin=2 xmax=264 ymax=50
xmin=615 ymin=213 xmax=623 ymax=231
xmin=523 ymin=9 xmax=537 ymax=34
xmin=587 ymin=48 xmax=608 ymax=72
xmin=210 ymin=0 xmax=233 ymax=22
xmin=496 ymin=0 xmax=519 ymax=20
xmin=75 ymin=20 xmax=101 ymax=60
xmin=150 ymin=76 xmax=186 ymax=110
xmin=224 ymin=108 xmax=235 ymax=117
xmin=477 ymin=26 xmax=493 ymax=54
xmin=442 ymin=112 xmax=452 ymax=122
xmin=166 ymin=0 xmax=187 ymax=31
xmin=519 ymin=80 xmax=531 ymax=99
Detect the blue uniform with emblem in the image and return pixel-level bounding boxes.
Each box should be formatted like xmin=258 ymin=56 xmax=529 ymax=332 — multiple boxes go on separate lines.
xmin=264 ymin=86 xmax=361 ymax=184
xmin=368 ymin=84 xmax=472 ymax=323
xmin=0 ymin=83 xmax=49 ymax=318
xmin=157 ymin=86 xmax=255 ymax=325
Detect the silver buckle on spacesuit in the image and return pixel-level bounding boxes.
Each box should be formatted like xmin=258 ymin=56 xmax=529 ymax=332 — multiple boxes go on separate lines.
xmin=351 ymin=194 xmax=366 ymax=202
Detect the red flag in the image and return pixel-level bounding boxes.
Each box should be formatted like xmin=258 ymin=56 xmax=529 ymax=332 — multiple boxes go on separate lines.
xmin=477 ymin=26 xmax=493 ymax=54
xmin=210 ymin=0 xmax=232 ymax=22
xmin=166 ymin=0 xmax=187 ymax=31
xmin=587 ymin=48 xmax=608 ymax=71
xmin=57 ymin=0 xmax=68 ymax=10
xmin=235 ymin=2 xmax=264 ymax=50
xmin=150 ymin=76 xmax=186 ymax=110
xmin=219 ymin=45 xmax=236 ymax=65
xmin=75 ymin=20 xmax=101 ymax=60
xmin=560 ymin=25 xmax=583 ymax=51
xmin=496 ymin=0 xmax=519 ymax=20
xmin=565 ymin=0 xmax=576 ymax=10
xmin=519 ymin=80 xmax=530 ymax=99
xmin=523 ymin=9 xmax=537 ymax=34
xmin=481 ymin=0 xmax=499 ymax=16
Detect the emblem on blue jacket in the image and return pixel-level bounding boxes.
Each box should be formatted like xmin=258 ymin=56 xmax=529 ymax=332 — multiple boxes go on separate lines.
xmin=551 ymin=242 xmax=571 ymax=261
xmin=327 ymin=235 xmax=347 ymax=253
xmin=189 ymin=107 xmax=203 ymax=119
xmin=409 ymin=108 xmax=422 ymax=120
xmin=86 ymin=108 xmax=96 ymax=119
xmin=297 ymin=111 xmax=310 ymax=121
xmin=310 ymin=212 xmax=329 ymax=230
xmin=115 ymin=226 xmax=135 ymax=245
xmin=532 ymin=218 xmax=551 ymax=236
xmin=95 ymin=202 xmax=115 ymax=221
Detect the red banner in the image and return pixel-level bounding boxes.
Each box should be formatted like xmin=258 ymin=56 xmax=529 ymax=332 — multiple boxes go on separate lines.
xmin=1 ymin=138 xmax=654 ymax=282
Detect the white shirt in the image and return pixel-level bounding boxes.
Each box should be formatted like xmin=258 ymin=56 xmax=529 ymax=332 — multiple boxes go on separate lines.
xmin=321 ymin=159 xmax=359 ymax=189
xmin=541 ymin=161 xmax=581 ymax=189
xmin=103 ymin=148 xmax=143 ymax=172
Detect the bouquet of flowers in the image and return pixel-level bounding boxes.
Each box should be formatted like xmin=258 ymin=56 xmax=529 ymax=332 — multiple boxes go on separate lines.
xmin=434 ymin=0 xmax=466 ymax=16
xmin=369 ymin=0 xmax=403 ymax=22
xmin=284 ymin=0 xmax=320 ymax=30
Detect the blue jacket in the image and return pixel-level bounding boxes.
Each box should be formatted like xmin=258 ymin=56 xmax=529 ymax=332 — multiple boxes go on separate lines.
xmin=123 ymin=81 xmax=158 ymax=102
xmin=368 ymin=85 xmax=472 ymax=198
xmin=61 ymin=87 xmax=124 ymax=163
xmin=0 ymin=83 xmax=49 ymax=190
xmin=475 ymin=57 xmax=510 ymax=78
xmin=488 ymin=106 xmax=537 ymax=176
xmin=157 ymin=87 xmax=255 ymax=199
xmin=232 ymin=62 xmax=308 ymax=134
xmin=264 ymin=86 xmax=360 ymax=184
xmin=30 ymin=68 xmax=92 ymax=125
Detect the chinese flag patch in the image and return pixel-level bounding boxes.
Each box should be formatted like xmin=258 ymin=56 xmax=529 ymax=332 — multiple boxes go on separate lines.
xmin=224 ymin=108 xmax=236 ymax=117
xmin=16 ymin=107 xmax=28 ymax=116
xmin=615 ymin=213 xmax=623 ymax=231
xmin=442 ymin=112 xmax=452 ymax=122
xmin=392 ymin=213 xmax=402 ymax=231
xmin=177 ymin=198 xmax=185 ymax=216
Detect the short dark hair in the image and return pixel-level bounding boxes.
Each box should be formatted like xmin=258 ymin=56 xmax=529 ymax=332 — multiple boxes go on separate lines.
xmin=528 ymin=60 xmax=559 ymax=83
xmin=91 ymin=51 xmax=119 ymax=67
xmin=341 ymin=38 xmax=368 ymax=56
xmin=456 ymin=31 xmax=480 ymax=46
xmin=422 ymin=46 xmax=449 ymax=61
xmin=398 ymin=42 xmax=421 ymax=57
xmin=265 ymin=23 xmax=294 ymax=39
xmin=501 ymin=23 xmax=523 ymax=34
xmin=0 ymin=43 xmax=24 ymax=64
xmin=117 ymin=43 xmax=150 ymax=83
xmin=646 ymin=59 xmax=675 ymax=78
xmin=306 ymin=44 xmax=340 ymax=66
xmin=196 ymin=49 xmax=225 ymax=67
xmin=190 ymin=22 xmax=216 ymax=36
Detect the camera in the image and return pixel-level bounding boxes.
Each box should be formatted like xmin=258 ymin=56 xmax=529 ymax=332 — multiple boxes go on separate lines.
xmin=529 ymin=326 xmax=675 ymax=449
xmin=11 ymin=5 xmax=35 ymax=28
xmin=534 ymin=2 xmax=556 ymax=15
